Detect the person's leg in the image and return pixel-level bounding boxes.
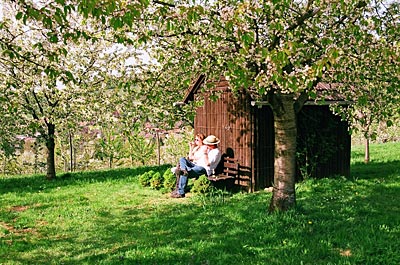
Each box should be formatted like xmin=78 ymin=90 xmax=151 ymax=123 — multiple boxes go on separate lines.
xmin=175 ymin=163 xmax=180 ymax=189
xmin=176 ymin=165 xmax=206 ymax=195
xmin=190 ymin=165 xmax=207 ymax=178
xmin=174 ymin=157 xmax=191 ymax=196
xmin=177 ymin=174 xmax=187 ymax=196
xmin=175 ymin=172 xmax=180 ymax=190
xmin=179 ymin=157 xmax=195 ymax=173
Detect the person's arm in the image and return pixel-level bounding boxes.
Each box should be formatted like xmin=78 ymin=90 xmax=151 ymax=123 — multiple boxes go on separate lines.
xmin=188 ymin=145 xmax=198 ymax=161
xmin=207 ymin=149 xmax=221 ymax=168
xmin=201 ymin=146 xmax=209 ymax=165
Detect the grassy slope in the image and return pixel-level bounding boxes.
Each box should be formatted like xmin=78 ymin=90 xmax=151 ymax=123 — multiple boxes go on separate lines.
xmin=1 ymin=143 xmax=399 ymax=265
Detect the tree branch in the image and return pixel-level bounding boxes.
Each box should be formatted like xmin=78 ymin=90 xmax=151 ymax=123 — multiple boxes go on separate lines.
xmin=152 ymin=0 xmax=175 ymax=8
xmin=269 ymin=7 xmax=321 ymax=51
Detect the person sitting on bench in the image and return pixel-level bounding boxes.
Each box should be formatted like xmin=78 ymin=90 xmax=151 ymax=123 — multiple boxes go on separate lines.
xmin=171 ymin=135 xmax=222 ymax=198
xmin=170 ymin=133 xmax=208 ymax=174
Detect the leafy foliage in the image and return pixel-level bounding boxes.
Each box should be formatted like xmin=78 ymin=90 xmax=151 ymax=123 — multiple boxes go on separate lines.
xmin=150 ymin=171 xmax=163 ymax=190
xmin=94 ymin=128 xmax=124 ymax=169
xmin=126 ymin=133 xmax=156 ymax=166
xmin=162 ymin=129 xmax=193 ymax=164
xmin=162 ymin=168 xmax=177 ymax=192
xmin=138 ymin=170 xmax=154 ymax=187
xmin=139 ymin=169 xmax=171 ymax=191
xmin=191 ymin=174 xmax=213 ymax=194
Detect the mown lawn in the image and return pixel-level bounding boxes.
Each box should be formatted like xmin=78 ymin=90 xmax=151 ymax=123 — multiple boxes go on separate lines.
xmin=1 ymin=143 xmax=399 ymax=264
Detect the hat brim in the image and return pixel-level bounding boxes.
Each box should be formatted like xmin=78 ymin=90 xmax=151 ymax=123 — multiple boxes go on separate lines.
xmin=203 ymin=140 xmax=220 ymax=145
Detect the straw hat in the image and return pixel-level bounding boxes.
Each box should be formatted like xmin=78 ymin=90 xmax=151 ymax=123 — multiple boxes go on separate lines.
xmin=203 ymin=135 xmax=220 ymax=145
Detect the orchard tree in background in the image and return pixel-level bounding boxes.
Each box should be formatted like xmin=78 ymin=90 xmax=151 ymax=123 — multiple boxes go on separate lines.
xmin=0 ymin=98 xmax=25 ymax=174
xmin=0 ymin=0 xmax=187 ymax=177
xmin=0 ymin=1 xmax=140 ymax=179
xmin=4 ymin=0 xmax=399 ymax=211
xmin=326 ymin=1 xmax=400 ymax=163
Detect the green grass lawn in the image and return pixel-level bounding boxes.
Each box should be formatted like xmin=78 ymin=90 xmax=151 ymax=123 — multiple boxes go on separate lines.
xmin=1 ymin=143 xmax=399 ymax=264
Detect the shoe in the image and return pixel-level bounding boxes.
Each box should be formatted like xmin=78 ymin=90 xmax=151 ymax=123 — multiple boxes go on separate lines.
xmin=170 ymin=192 xmax=185 ymax=198
xmin=171 ymin=167 xmax=177 ymax=174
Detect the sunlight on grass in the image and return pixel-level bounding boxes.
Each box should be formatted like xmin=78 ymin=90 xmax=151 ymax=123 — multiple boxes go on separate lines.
xmin=1 ymin=143 xmax=399 ymax=264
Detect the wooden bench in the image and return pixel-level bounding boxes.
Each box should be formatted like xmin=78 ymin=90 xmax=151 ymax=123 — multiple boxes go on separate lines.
xmin=207 ymin=156 xmax=239 ymax=189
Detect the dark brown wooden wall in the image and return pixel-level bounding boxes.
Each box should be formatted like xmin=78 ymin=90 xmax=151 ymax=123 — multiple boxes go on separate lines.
xmin=192 ymin=78 xmax=351 ymax=191
xmin=252 ymin=106 xmax=275 ymax=190
xmin=297 ymin=105 xmax=351 ymax=179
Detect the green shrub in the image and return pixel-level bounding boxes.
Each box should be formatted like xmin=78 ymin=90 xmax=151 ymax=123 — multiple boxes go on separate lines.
xmin=138 ymin=170 xmax=154 ymax=187
xmin=191 ymin=175 xmax=212 ymax=194
xmin=162 ymin=168 xmax=176 ymax=192
xmin=150 ymin=171 xmax=163 ymax=190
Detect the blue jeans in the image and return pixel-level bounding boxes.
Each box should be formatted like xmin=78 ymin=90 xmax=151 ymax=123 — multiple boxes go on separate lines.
xmin=178 ymin=157 xmax=206 ymax=195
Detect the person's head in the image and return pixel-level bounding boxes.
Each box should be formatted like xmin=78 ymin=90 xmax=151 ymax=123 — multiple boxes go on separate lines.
xmin=203 ymin=135 xmax=220 ymax=149
xmin=195 ymin=133 xmax=206 ymax=146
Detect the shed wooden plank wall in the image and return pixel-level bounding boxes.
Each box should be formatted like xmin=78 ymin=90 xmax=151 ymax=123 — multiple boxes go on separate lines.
xmin=194 ymin=81 xmax=254 ymax=189
xmin=229 ymin=92 xmax=253 ymax=188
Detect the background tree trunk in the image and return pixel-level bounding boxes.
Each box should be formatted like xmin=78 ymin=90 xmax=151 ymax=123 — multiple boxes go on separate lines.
xmin=46 ymin=123 xmax=56 ymax=180
xmin=69 ymin=131 xmax=74 ymax=171
xmin=269 ymin=94 xmax=297 ymax=212
xmin=364 ymin=137 xmax=370 ymax=163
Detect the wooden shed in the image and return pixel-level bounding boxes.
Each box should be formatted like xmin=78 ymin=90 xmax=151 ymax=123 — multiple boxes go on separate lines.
xmin=182 ymin=75 xmax=351 ymax=191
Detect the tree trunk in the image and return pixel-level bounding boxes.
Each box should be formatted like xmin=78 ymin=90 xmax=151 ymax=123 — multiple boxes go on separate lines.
xmin=364 ymin=137 xmax=370 ymax=163
xmin=46 ymin=123 xmax=56 ymax=180
xmin=269 ymin=94 xmax=297 ymax=212
xmin=157 ymin=131 xmax=161 ymax=166
xmin=69 ymin=131 xmax=73 ymax=171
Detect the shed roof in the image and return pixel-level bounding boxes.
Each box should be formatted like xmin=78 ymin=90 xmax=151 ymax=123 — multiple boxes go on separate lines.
xmin=183 ymin=74 xmax=206 ymax=104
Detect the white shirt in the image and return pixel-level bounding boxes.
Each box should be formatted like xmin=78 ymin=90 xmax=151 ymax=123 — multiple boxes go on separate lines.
xmin=205 ymin=148 xmax=222 ymax=176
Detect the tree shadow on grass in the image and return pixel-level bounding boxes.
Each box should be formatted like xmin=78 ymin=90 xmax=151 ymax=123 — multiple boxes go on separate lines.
xmin=350 ymin=160 xmax=400 ymax=180
xmin=296 ymin=159 xmax=400 ymax=264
